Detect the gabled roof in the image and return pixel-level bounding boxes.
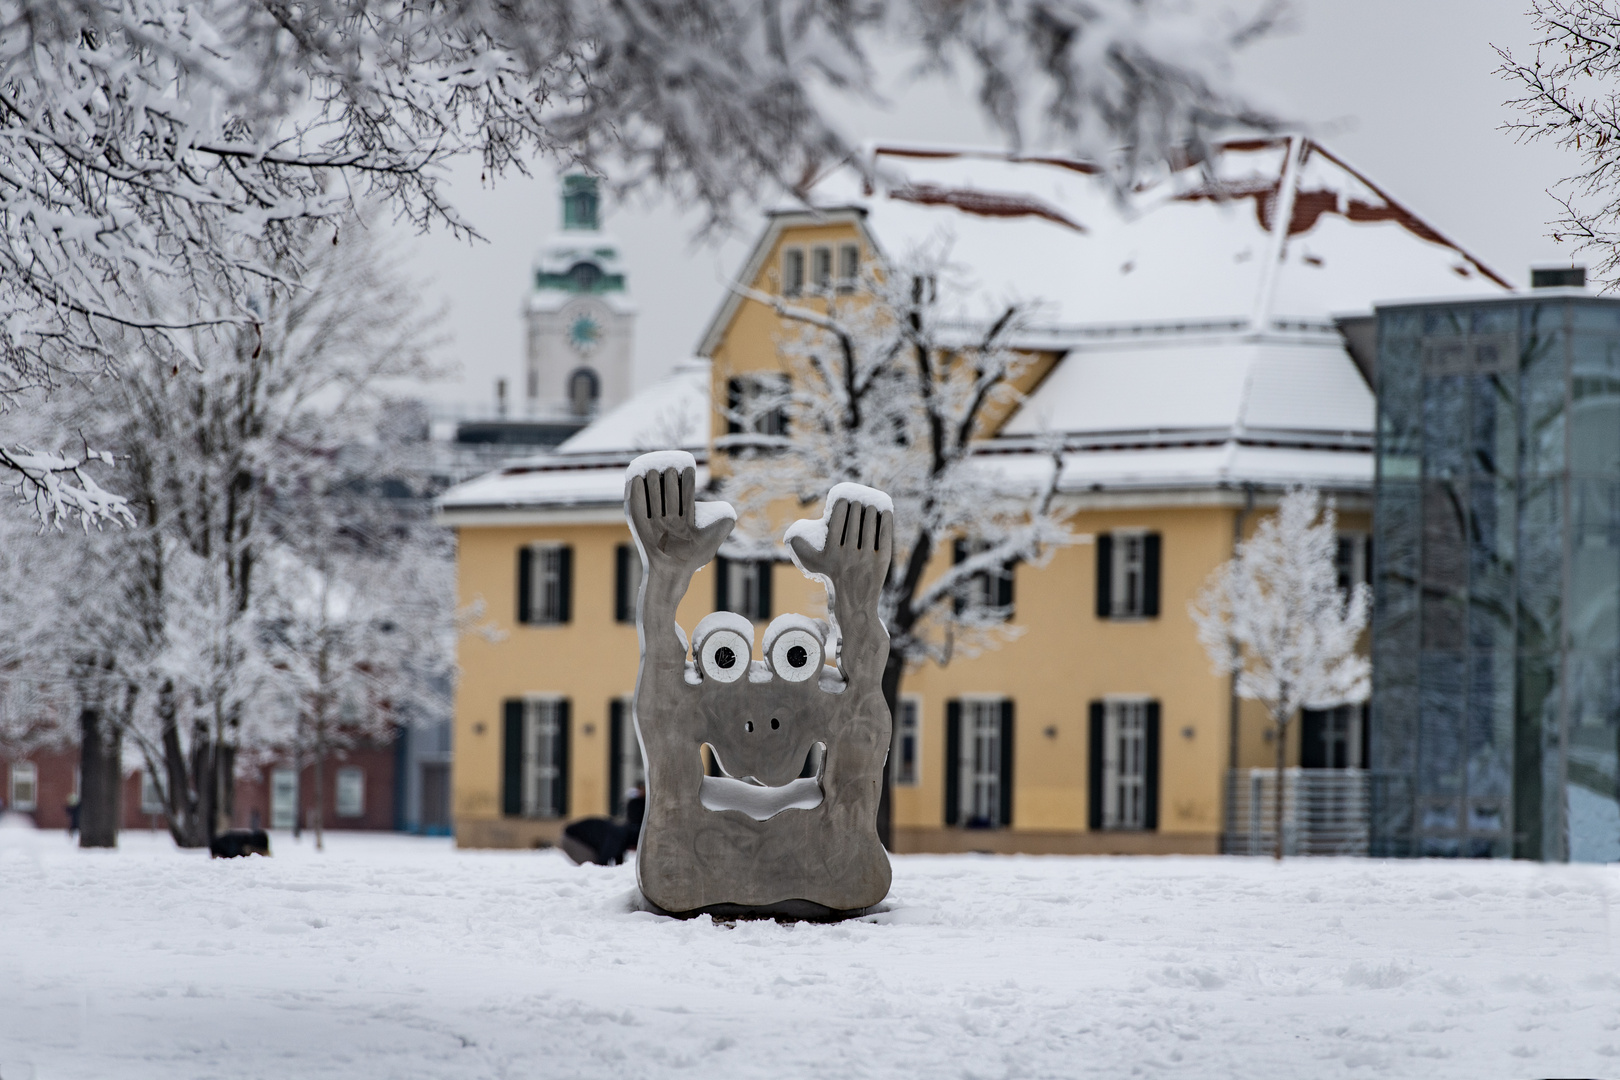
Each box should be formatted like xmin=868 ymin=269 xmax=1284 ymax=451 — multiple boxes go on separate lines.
xmin=698 ymin=137 xmax=1510 ymax=355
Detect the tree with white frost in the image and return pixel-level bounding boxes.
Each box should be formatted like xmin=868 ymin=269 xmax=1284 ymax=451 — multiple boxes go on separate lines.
xmin=1189 ymin=487 xmax=1370 ymax=860
xmin=723 ymin=246 xmax=1080 ymax=845
xmin=0 ymin=0 xmax=1283 ymax=522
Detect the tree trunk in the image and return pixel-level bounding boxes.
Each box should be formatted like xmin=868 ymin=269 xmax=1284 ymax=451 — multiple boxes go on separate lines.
xmin=876 ymin=648 xmax=905 ymax=852
xmin=1273 ymin=710 xmax=1288 ymax=861
xmin=78 ymin=706 xmax=122 ymax=848
xmin=313 ymin=726 xmax=326 ymax=852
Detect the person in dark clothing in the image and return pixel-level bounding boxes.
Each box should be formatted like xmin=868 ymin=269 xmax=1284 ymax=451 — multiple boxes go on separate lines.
xmin=65 ymin=794 xmax=80 ymax=837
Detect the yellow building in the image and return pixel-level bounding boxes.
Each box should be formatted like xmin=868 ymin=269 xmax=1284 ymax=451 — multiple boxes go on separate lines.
xmin=438 ymin=138 xmax=1510 ymax=853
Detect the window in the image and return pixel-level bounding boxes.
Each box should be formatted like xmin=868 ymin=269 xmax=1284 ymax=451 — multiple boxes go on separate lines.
xmin=1335 ymin=532 xmax=1369 ymax=600
xmin=609 ymin=698 xmax=645 ymax=816
xmin=837 ymin=243 xmax=859 ymax=292
xmin=894 ymin=697 xmax=921 ymax=786
xmin=518 ymin=544 xmax=573 ymax=625
xmin=811 ymin=246 xmax=833 ymax=291
xmin=336 ymin=768 xmax=365 ymax=818
xmin=8 ymin=761 xmax=36 ymax=812
xmin=1088 ymin=699 xmax=1160 ymax=831
xmin=725 ymin=375 xmax=789 ymax=441
xmin=1301 ymin=704 xmax=1367 ymax=769
xmin=953 ymin=539 xmax=1014 ymax=620
xmin=944 ymin=699 xmax=1014 ymax=828
xmin=614 ymin=543 xmax=642 ymax=624
xmin=271 ymin=767 xmax=299 ymax=829
xmin=1096 ymin=531 xmax=1161 ymax=619
xmin=140 ymin=770 xmax=164 ymax=815
xmin=503 ymin=698 xmax=570 ymax=819
xmin=782 ymin=248 xmax=805 ymax=297
xmin=716 ymin=557 xmax=773 ymax=622
xmin=567 ymin=367 xmax=600 ymax=416
xmin=562 ymin=175 xmax=600 ymax=230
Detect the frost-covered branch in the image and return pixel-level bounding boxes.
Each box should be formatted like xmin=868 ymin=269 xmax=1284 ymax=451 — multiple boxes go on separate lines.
xmin=0 ymin=443 xmax=133 ymax=530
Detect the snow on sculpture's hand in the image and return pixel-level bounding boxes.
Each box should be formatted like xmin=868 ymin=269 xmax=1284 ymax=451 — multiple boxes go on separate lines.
xmin=626 ymin=450 xmax=736 ymax=577
xmin=786 ymin=482 xmax=893 ymax=615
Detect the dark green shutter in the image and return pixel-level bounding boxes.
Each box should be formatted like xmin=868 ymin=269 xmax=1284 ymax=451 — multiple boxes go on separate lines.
xmin=944 ymin=700 xmax=962 ymax=826
xmin=997 ymin=559 xmax=1016 ymax=616
xmin=609 ymin=699 xmax=624 ymax=815
xmin=952 ymin=539 xmax=968 ymax=615
xmin=1143 ymin=533 xmax=1162 ymax=618
xmin=556 ymin=547 xmax=573 ymax=624
xmin=615 ymin=545 xmax=632 ymax=623
xmin=1095 ymin=534 xmax=1113 ymax=618
xmin=1143 ymin=701 xmax=1161 ymax=832
xmin=715 ymin=555 xmax=730 ymax=613
xmin=998 ymin=699 xmax=1014 ymax=828
xmin=554 ymin=699 xmax=571 ymax=818
xmin=1087 ymin=701 xmax=1105 ymax=829
xmin=502 ymin=700 xmax=523 ymax=817
xmin=757 ymin=561 xmax=773 ymax=620
xmin=727 ymin=378 xmax=743 ymax=435
xmin=517 ymin=548 xmax=532 ymax=625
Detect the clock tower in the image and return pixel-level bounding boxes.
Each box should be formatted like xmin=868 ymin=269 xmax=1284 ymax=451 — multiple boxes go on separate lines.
xmin=524 ymin=175 xmax=635 ymax=422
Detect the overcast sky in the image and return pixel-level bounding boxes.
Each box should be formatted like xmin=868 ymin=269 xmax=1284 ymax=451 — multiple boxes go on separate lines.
xmin=391 ymin=0 xmax=1581 ymax=415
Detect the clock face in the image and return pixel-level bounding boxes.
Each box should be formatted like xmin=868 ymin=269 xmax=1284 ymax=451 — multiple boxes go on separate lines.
xmin=565 ymin=302 xmax=607 ymax=357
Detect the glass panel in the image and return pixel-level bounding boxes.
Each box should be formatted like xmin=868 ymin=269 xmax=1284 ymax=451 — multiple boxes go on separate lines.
xmin=1468 ymin=478 xmax=1515 ymax=652
xmin=1421 ymin=480 xmax=1467 ymax=650
xmin=1571 ymin=332 xmax=1620 ymax=477
xmin=1418 ymin=652 xmax=1466 ymax=800
xmin=1566 ymin=650 xmax=1620 ymax=862
xmin=1422 ymin=374 xmax=1468 ymax=480
xmin=1466 ymin=650 xmax=1513 ymax=804
xmin=1470 ymin=373 xmax=1516 ymax=478
xmin=1519 ymin=325 xmax=1566 ymax=477
xmin=1378 ymin=332 xmax=1423 ymax=478
xmin=1514 ymin=652 xmax=1560 ymax=860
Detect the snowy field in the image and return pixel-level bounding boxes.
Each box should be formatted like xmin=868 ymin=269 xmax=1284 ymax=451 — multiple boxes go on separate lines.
xmin=2 ymin=823 xmax=1618 ymax=1079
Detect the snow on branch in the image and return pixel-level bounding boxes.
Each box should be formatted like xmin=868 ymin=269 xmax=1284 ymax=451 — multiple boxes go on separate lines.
xmin=0 ymin=443 xmax=133 ymax=530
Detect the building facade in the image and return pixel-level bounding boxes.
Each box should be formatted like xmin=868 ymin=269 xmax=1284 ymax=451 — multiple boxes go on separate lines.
xmin=1371 ymin=284 xmax=1620 ymax=861
xmin=441 ymin=137 xmax=1510 ymax=853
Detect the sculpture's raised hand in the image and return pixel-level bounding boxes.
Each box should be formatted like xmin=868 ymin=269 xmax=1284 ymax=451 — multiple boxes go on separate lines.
xmin=626 ymin=451 xmax=735 ymax=582
xmin=787 ymin=483 xmax=893 ymax=625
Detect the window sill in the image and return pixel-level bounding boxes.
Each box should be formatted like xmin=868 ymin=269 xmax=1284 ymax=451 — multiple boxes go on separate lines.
xmin=1101 ymin=614 xmax=1157 ymax=623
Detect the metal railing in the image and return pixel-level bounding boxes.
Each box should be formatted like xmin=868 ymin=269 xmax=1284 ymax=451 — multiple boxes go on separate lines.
xmin=1223 ymin=768 xmax=1370 ymax=857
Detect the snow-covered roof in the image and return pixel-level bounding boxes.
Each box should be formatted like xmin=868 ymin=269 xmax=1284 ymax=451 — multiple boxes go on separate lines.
xmin=1002 ymin=328 xmax=1372 ymax=442
xmin=699 ymin=137 xmax=1510 ymax=354
xmin=436 ymin=361 xmax=710 ymax=520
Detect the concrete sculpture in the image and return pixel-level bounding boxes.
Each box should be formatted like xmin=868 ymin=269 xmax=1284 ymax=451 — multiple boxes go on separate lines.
xmin=625 ymin=450 xmax=893 ymax=919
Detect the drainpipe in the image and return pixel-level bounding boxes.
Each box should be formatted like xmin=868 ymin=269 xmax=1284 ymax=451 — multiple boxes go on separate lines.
xmin=1229 ymin=483 xmax=1255 ymax=773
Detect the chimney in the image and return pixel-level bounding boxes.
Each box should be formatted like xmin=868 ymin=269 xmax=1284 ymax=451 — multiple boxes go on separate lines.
xmin=1530 ymin=265 xmax=1585 ymax=289
xmin=496 ymin=377 xmax=508 ymax=418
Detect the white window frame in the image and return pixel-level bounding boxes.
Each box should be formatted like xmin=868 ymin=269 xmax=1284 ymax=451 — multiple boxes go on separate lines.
xmin=723 ymin=558 xmax=771 ymax=622
xmin=271 ymin=767 xmax=299 ymax=829
xmin=1102 ymin=698 xmax=1149 ymax=830
xmin=959 ymin=698 xmax=1004 ymax=827
xmin=140 ymin=770 xmax=164 ymax=815
xmin=9 ymin=761 xmax=37 ymax=812
xmin=837 ymin=243 xmax=859 ymax=293
xmin=335 ymin=767 xmax=365 ymax=818
xmin=894 ymin=696 xmax=922 ymax=787
xmin=811 ymin=245 xmax=833 ymax=291
xmin=529 ymin=544 xmax=568 ymax=625
xmin=1110 ymin=530 xmax=1148 ymax=619
xmin=1335 ymin=531 xmax=1369 ymax=602
xmin=729 ymin=374 xmax=789 ymax=439
xmin=523 ymin=697 xmax=567 ymax=819
xmin=781 ymin=248 xmax=805 ymax=297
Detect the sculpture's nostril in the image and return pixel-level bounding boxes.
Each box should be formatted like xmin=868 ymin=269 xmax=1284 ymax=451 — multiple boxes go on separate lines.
xmin=714 ymin=646 xmax=736 ymax=669
xmin=786 ymin=645 xmax=808 ymax=668
xmin=770 ymin=718 xmax=780 ymax=730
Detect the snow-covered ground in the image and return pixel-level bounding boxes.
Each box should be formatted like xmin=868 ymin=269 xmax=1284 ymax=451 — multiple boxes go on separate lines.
xmin=1 ymin=823 xmax=1617 ymax=1079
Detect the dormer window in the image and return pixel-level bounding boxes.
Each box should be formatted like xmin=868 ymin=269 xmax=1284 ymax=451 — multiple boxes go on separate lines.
xmin=562 ymin=175 xmax=600 ymax=230
xmin=782 ymin=248 xmax=804 ymax=297
xmin=812 ymin=246 xmax=832 ymax=292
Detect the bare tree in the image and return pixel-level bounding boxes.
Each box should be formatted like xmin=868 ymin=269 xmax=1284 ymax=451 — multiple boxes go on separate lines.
xmin=1499 ymin=0 xmax=1620 ymax=279
xmin=0 ymin=0 xmax=1282 ymax=520
xmin=1189 ymin=487 xmax=1370 ymax=860
xmin=722 ymin=248 xmax=1080 ymax=845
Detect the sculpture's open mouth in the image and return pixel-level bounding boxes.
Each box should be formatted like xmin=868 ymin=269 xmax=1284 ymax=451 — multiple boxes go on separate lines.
xmin=699 ymin=742 xmax=826 ymax=821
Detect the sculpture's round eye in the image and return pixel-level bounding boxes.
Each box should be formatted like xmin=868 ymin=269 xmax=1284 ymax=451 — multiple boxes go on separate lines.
xmin=769 ymin=628 xmax=823 ymax=683
xmin=699 ymin=629 xmax=750 ymax=683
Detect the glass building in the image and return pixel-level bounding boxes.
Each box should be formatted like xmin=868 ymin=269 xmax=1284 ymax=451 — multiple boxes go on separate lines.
xmin=1372 ymin=287 xmax=1620 ymax=860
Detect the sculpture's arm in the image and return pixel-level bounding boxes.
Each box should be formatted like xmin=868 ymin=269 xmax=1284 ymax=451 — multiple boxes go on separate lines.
xmin=785 ymin=483 xmax=893 ymax=688
xmin=626 ymin=452 xmax=736 ymax=682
